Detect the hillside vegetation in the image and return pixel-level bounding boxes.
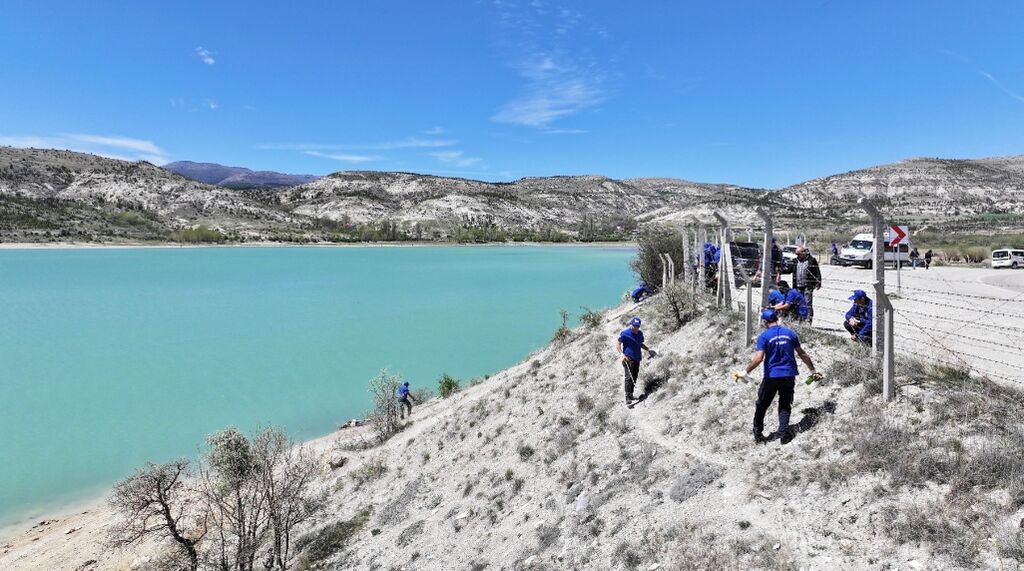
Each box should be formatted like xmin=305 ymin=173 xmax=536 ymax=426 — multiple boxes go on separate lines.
xmin=4 ymin=147 xmax=1024 ymax=244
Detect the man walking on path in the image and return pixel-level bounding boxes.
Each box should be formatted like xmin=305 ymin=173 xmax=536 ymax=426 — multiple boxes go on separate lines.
xmin=791 ymin=246 xmax=821 ymax=323
xmin=617 ymin=317 xmax=655 ymax=406
xmin=924 ymin=249 xmax=933 ymax=269
xmin=910 ymin=247 xmax=920 ymax=269
xmin=772 ymin=280 xmax=810 ymax=322
xmin=396 ymin=381 xmax=417 ymax=420
xmin=735 ymin=309 xmax=817 ymax=445
xmin=844 ymin=290 xmax=873 ymax=344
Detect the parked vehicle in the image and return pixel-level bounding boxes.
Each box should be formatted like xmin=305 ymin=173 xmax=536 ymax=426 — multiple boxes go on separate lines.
xmin=838 ymin=233 xmax=911 ymax=268
xmin=729 ymin=241 xmax=762 ymax=287
xmin=991 ymin=249 xmax=1024 ymax=269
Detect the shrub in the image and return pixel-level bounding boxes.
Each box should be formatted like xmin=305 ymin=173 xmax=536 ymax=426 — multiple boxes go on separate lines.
xmin=367 ymin=370 xmax=403 ymax=443
xmin=173 ymin=224 xmax=226 ymax=243
xmin=579 ymin=306 xmax=604 ymax=329
xmin=438 ymin=373 xmax=460 ymax=398
xmin=350 ymin=458 xmax=388 ymax=487
xmin=551 ymin=308 xmax=572 ymax=344
xmin=517 ymin=444 xmax=535 ymax=460
xmin=656 ymin=282 xmax=701 ymax=330
xmin=294 ymin=509 xmax=370 ymax=569
xmin=630 ymin=227 xmax=686 ymax=292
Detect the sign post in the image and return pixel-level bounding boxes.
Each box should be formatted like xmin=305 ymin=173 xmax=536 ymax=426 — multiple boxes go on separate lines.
xmin=888 ymin=225 xmax=908 ymax=295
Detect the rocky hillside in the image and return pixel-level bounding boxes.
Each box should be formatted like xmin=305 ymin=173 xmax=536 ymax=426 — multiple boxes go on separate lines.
xmin=163 ymin=160 xmax=319 ymax=188
xmin=780 ymin=156 xmax=1024 ymax=230
xmin=2 ymin=146 xmax=1023 ymax=243
xmin=5 ymin=290 xmax=1023 ymax=570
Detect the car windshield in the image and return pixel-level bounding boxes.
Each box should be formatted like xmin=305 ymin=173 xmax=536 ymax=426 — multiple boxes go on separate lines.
xmin=783 ymin=246 xmax=797 ymax=254
xmin=849 ymin=240 xmax=872 ymax=250
xmin=993 ymin=251 xmax=1009 ymax=259
xmin=1014 ymin=251 xmax=1024 ymax=257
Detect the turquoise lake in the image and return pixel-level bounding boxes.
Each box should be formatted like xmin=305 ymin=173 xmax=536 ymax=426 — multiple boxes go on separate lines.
xmin=0 ymin=245 xmax=634 ymax=527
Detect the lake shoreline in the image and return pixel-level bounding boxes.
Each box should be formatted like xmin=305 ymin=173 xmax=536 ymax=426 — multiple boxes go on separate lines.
xmin=0 ymin=240 xmax=634 ymax=250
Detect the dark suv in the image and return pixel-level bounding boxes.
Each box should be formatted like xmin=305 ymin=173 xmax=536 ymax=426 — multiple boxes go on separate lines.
xmin=729 ymin=241 xmax=762 ymax=288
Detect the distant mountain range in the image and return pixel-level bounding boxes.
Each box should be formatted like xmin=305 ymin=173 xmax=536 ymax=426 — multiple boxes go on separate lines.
xmin=1 ymin=146 xmax=1022 ymax=243
xmin=163 ymin=160 xmax=319 ymax=188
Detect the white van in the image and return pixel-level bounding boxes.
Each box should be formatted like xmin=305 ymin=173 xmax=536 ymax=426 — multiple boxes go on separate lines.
xmin=839 ymin=233 xmax=911 ymax=268
xmin=991 ymin=249 xmax=1024 ymax=269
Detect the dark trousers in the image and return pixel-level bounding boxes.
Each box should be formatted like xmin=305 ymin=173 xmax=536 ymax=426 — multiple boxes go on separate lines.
xmin=399 ymin=397 xmax=412 ymax=418
xmin=796 ymin=286 xmax=814 ymax=322
xmin=753 ymin=376 xmax=795 ymax=434
xmin=844 ymin=321 xmax=871 ymax=344
xmin=622 ymin=359 xmax=641 ymax=399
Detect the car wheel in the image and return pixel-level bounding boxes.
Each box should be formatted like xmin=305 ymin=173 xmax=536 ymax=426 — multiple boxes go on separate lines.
xmin=1013 ymin=262 xmax=1019 ymax=269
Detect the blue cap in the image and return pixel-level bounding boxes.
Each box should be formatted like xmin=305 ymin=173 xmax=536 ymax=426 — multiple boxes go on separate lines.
xmin=760 ymin=308 xmax=778 ymax=322
xmin=403 ymin=381 xmax=409 ymax=386
xmin=848 ymin=289 xmax=867 ymax=300
xmin=630 ymin=317 xmax=641 ymax=327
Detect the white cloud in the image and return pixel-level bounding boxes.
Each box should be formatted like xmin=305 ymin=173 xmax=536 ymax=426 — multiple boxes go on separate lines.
xmin=979 ymin=70 xmax=1024 ymax=104
xmin=195 ymin=46 xmax=215 ymax=65
xmin=304 ymin=151 xmax=381 ymax=163
xmin=430 ymin=150 xmax=483 ymax=168
xmin=258 ymin=137 xmax=457 ymax=151
xmin=491 ymin=5 xmax=609 ymax=129
xmin=0 ymin=133 xmax=170 ymax=164
xmin=423 ymin=126 xmax=446 ymax=135
xmin=207 ymin=100 xmax=219 ymax=110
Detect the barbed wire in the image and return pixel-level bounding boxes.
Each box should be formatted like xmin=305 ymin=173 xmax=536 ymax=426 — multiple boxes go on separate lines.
xmin=821 ymin=275 xmax=1024 ymax=304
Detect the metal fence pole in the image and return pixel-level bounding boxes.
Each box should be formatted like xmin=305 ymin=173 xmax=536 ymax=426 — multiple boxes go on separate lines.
xmin=668 ymin=254 xmax=675 ymax=284
xmin=713 ymin=212 xmax=732 ymax=308
xmin=858 ymin=198 xmax=886 ymax=357
xmin=755 ymin=207 xmax=773 ymax=309
xmin=660 ymin=253 xmax=668 ymax=289
xmin=681 ymin=227 xmax=691 ymax=288
xmin=873 ymin=280 xmax=895 ymax=401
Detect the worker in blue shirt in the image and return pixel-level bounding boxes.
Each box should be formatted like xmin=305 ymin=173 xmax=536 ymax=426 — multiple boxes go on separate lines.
xmin=844 ymin=290 xmax=873 ymax=344
xmin=396 ymin=381 xmax=417 ymax=419
xmin=616 ymin=316 xmax=655 ymax=406
xmin=767 ymin=283 xmax=785 ymax=307
xmin=772 ymin=280 xmax=810 ymax=321
xmin=735 ymin=309 xmax=817 ymax=445
xmin=631 ymin=283 xmax=649 ymax=303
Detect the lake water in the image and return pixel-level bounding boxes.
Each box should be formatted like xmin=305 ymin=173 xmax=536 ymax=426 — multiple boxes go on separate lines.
xmin=0 ymin=245 xmax=634 ymax=527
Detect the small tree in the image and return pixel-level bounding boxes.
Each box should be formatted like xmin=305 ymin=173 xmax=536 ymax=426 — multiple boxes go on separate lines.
xmin=368 ymin=370 xmax=403 ymax=443
xmin=108 ymin=460 xmax=204 ymax=571
xmin=438 ymin=373 xmax=460 ymax=398
xmin=551 ymin=308 xmax=572 ymax=343
xmin=630 ymin=227 xmax=687 ymax=291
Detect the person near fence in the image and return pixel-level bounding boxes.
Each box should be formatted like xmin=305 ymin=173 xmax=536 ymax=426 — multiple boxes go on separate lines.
xmin=396 ymin=381 xmax=417 ymax=420
xmin=830 ymin=242 xmax=839 ymax=264
xmin=843 ymin=289 xmax=873 ymax=344
xmin=631 ymin=283 xmax=649 ymax=303
xmin=734 ymin=308 xmax=817 ymax=445
xmin=792 ymin=246 xmax=821 ymax=323
xmin=910 ymin=247 xmax=920 ymax=269
xmin=767 ymin=283 xmax=784 ymax=307
xmin=924 ymin=249 xmax=933 ymax=269
xmin=772 ymin=280 xmax=810 ymax=322
xmin=617 ymin=316 xmax=655 ymax=406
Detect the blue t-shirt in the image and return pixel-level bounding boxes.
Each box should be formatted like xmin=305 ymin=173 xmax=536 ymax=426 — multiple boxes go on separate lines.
xmin=631 ymin=285 xmax=647 ymax=301
xmin=783 ymin=289 xmax=810 ymax=318
xmin=756 ymin=325 xmax=801 ymax=378
xmin=618 ymin=328 xmax=645 ymax=362
xmin=767 ymin=289 xmax=784 ymax=306
xmin=396 ymin=385 xmax=409 ymax=399
xmin=845 ymin=300 xmax=873 ymax=337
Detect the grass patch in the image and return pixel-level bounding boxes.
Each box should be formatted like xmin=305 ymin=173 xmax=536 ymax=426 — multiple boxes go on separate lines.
xmin=294 ymin=509 xmax=370 ymax=569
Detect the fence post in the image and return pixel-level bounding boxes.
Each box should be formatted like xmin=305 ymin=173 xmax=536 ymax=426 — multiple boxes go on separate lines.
xmin=713 ymin=211 xmax=732 ymax=308
xmin=755 ymin=207 xmax=773 ymax=309
xmin=689 ymin=216 xmax=705 ymax=294
xmin=666 ymin=253 xmax=675 ymax=285
xmin=873 ymin=280 xmax=896 ymax=401
xmin=744 ymin=271 xmax=754 ymax=345
xmin=681 ymin=227 xmax=691 ymax=288
xmin=858 ymin=198 xmax=887 ymax=357
xmin=660 ymin=253 xmax=668 ymax=289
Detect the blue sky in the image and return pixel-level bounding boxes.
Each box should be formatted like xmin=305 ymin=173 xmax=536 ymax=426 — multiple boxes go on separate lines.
xmin=1 ymin=1 xmax=1022 ymax=188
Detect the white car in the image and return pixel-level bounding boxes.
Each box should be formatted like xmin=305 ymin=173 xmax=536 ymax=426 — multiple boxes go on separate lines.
xmin=839 ymin=233 xmax=910 ymax=268
xmin=991 ymin=249 xmax=1024 ymax=269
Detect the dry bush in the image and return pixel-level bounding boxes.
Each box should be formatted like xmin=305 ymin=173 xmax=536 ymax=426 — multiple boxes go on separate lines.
xmin=579 ymin=306 xmax=604 ymax=329
xmin=827 ymin=345 xmax=879 ymax=393
xmin=367 ymin=370 xmax=402 ymax=443
xmin=882 ymin=500 xmax=984 ymax=567
xmin=653 ymin=283 xmax=702 ymax=330
xmin=551 ymin=308 xmax=572 ymax=344
xmin=630 ymin=227 xmax=686 ymax=290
